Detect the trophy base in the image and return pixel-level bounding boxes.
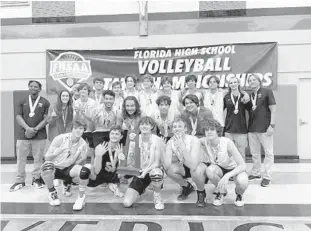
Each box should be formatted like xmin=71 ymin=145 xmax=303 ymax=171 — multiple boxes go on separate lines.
xmin=117 ymin=166 xmax=141 ymax=176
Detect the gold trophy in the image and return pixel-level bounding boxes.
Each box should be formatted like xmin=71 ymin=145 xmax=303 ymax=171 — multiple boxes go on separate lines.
xmin=117 ymin=128 xmax=141 ymax=176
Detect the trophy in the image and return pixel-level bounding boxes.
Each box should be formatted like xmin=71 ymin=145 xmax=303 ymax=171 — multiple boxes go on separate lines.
xmin=117 ymin=128 xmax=141 ymax=176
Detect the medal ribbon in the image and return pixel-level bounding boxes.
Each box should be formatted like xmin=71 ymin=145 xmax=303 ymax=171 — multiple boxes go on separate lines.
xmin=230 ymin=93 xmax=240 ymax=113
xmin=190 ymin=108 xmax=200 ymax=136
xmin=28 ymin=95 xmax=40 ymax=116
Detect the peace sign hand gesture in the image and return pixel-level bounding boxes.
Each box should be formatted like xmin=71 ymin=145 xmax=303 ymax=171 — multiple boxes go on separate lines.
xmin=95 ymin=141 xmax=109 ymax=157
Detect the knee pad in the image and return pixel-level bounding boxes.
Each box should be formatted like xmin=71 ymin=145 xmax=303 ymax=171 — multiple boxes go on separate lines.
xmin=41 ymin=161 xmax=55 ymax=172
xmin=150 ymin=168 xmax=164 ymax=188
xmin=80 ymin=166 xmax=91 ymax=180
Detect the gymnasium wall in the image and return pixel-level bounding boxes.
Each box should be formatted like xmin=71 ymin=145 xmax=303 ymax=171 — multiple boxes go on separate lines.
xmin=1 ymin=2 xmax=311 ymax=158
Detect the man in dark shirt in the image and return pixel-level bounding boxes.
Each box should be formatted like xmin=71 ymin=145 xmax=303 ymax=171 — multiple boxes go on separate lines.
xmin=181 ymin=94 xmax=214 ymax=138
xmin=10 ymin=80 xmax=50 ymax=192
xmin=87 ymin=125 xmax=124 ymax=197
xmin=246 ymin=74 xmax=276 ymax=187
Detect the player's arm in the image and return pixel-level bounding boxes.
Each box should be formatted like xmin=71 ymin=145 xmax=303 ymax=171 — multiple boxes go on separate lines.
xmin=15 ymin=100 xmax=31 ymax=130
xmin=223 ymin=139 xmax=246 ymax=179
xmin=45 ymin=135 xmax=65 ymax=161
xmin=34 ymin=100 xmax=50 ymax=131
xmin=182 ymin=137 xmax=201 ymax=171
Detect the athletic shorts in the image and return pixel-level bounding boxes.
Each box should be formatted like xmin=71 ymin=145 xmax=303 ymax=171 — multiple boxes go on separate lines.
xmin=92 ymin=131 xmax=110 ymax=148
xmin=203 ymin=162 xmax=233 ymax=176
xmin=54 ymin=165 xmax=75 ymax=183
xmin=129 ymin=174 xmax=152 ymax=195
xmin=182 ymin=164 xmax=192 ymax=179
xmin=82 ymin=132 xmax=94 ymax=149
xmin=88 ymin=169 xmax=119 ymax=187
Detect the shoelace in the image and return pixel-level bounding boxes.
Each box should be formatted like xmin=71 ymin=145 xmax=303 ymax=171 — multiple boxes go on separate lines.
xmin=51 ymin=192 xmax=58 ymax=200
xmin=215 ymin=193 xmax=222 ymax=200
xmin=64 ymin=185 xmax=71 ymax=192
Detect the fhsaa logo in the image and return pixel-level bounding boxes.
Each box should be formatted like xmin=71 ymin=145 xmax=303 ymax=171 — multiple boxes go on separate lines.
xmin=49 ymin=52 xmax=92 ymax=91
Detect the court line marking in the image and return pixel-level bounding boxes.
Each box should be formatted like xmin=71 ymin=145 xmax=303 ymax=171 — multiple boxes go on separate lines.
xmin=2 ymin=214 xmax=311 ymax=222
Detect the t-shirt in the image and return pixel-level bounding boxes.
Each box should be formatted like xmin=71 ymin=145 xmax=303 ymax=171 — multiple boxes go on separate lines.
xmin=46 ymin=133 xmax=87 ymax=169
xmin=181 ymin=107 xmax=214 ymax=138
xmin=93 ymin=105 xmax=120 ymax=132
xmin=223 ymin=92 xmax=248 ymax=134
xmin=204 ymin=90 xmax=225 ymax=126
xmin=247 ymin=88 xmax=276 ymax=133
xmin=16 ymin=95 xmax=50 ymax=140
xmin=73 ymin=98 xmax=97 ymax=132
xmin=200 ymin=137 xmax=237 ymax=170
xmin=151 ymin=109 xmax=180 ymax=138
xmin=138 ymin=91 xmax=158 ymax=116
xmin=139 ymin=134 xmax=160 ymax=170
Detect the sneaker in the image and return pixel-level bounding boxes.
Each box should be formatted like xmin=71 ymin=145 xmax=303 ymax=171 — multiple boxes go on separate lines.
xmin=73 ymin=194 xmax=86 ymax=211
xmin=153 ymin=192 xmax=165 ymax=210
xmin=213 ymin=193 xmax=224 ymax=206
xmin=248 ymin=175 xmax=262 ymax=181
xmin=196 ymin=190 xmax=207 ymax=207
xmin=53 ymin=179 xmax=61 ymax=187
xmin=9 ymin=182 xmax=25 ymax=192
xmin=32 ymin=178 xmax=44 ymax=189
xmin=234 ymin=194 xmax=244 ymax=207
xmin=261 ymin=178 xmax=271 ymax=187
xmin=177 ymin=182 xmax=194 ymax=201
xmin=39 ymin=177 xmax=45 ymax=185
xmin=108 ymin=183 xmax=124 ymax=198
xmin=63 ymin=184 xmax=72 ymax=197
xmin=49 ymin=191 xmax=61 ymax=206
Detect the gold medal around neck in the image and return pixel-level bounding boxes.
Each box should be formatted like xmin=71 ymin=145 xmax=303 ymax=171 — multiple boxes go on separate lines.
xmin=252 ymin=105 xmax=257 ymax=111
xmin=234 ymin=109 xmax=239 ymax=114
xmin=29 ymin=112 xmax=35 ymax=117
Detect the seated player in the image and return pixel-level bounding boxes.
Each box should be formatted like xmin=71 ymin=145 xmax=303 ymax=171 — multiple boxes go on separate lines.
xmin=40 ymin=120 xmax=91 ymax=211
xmin=151 ymin=95 xmax=180 ymax=142
xmin=92 ymin=90 xmax=122 ymax=148
xmin=123 ymin=116 xmax=165 ymax=210
xmin=192 ymin=119 xmax=249 ymax=207
xmin=163 ymin=117 xmax=201 ymax=201
xmin=87 ymin=125 xmax=125 ymax=197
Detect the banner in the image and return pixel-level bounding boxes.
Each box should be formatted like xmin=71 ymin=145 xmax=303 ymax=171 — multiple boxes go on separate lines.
xmin=46 ymin=42 xmax=277 ymax=94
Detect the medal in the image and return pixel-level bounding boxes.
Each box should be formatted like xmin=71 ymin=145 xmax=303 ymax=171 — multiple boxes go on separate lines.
xmin=251 ymin=92 xmax=258 ymax=111
xmin=230 ymin=93 xmax=240 ymax=116
xmin=28 ymin=95 xmax=40 ymax=118
xmin=190 ymin=108 xmax=200 ymax=136
xmin=108 ymin=144 xmax=118 ymax=172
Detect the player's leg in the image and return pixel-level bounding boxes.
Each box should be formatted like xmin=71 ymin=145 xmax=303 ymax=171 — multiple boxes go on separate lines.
xmin=191 ymin=162 xmax=210 ymax=207
xmin=150 ymin=168 xmax=165 ymax=210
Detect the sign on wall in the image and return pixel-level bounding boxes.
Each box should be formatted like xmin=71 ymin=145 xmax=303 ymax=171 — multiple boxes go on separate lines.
xmin=46 ymin=42 xmax=277 ymax=94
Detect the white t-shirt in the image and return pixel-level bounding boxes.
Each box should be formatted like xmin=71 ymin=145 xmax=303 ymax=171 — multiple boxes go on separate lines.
xmin=73 ymin=98 xmax=97 ymax=132
xmin=203 ymin=89 xmax=225 ymax=126
xmin=139 ymin=91 xmax=158 ymax=116
xmin=139 ymin=134 xmax=160 ymax=170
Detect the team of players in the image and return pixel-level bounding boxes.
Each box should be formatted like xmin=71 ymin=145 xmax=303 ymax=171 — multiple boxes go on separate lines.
xmin=10 ymin=73 xmax=276 ymax=211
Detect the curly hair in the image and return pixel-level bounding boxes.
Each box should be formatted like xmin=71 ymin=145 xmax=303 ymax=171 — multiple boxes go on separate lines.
xmin=156 ymin=95 xmax=171 ymax=106
xmin=201 ymin=119 xmax=223 ymax=137
xmin=122 ymin=96 xmax=142 ymax=119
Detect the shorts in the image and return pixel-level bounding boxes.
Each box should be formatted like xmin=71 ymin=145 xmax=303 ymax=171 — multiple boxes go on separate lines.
xmin=92 ymin=131 xmax=110 ymax=148
xmin=54 ymin=165 xmax=75 ymax=184
xmin=129 ymin=174 xmax=151 ymax=195
xmin=82 ymin=132 xmax=94 ymax=149
xmin=203 ymin=162 xmax=233 ymax=176
xmin=88 ymin=169 xmax=119 ymax=187
xmin=182 ymin=164 xmax=192 ymax=179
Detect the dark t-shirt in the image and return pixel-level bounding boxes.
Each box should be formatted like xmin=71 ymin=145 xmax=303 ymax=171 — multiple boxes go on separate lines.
xmin=100 ymin=150 xmax=118 ymax=173
xmin=16 ymin=95 xmax=50 ymax=140
xmin=181 ymin=106 xmax=214 ymax=138
xmin=223 ymin=92 xmax=248 ymax=134
xmin=247 ymin=88 xmax=276 ymax=133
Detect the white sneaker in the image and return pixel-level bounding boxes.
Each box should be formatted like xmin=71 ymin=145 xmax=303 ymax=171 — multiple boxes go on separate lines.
xmin=73 ymin=194 xmax=86 ymax=211
xmin=234 ymin=194 xmax=245 ymax=207
xmin=153 ymin=192 xmax=165 ymax=210
xmin=213 ymin=193 xmax=224 ymax=206
xmin=108 ymin=183 xmax=124 ymax=197
xmin=49 ymin=191 xmax=61 ymax=206
xmin=53 ymin=179 xmax=61 ymax=187
xmin=62 ymin=184 xmax=72 ymax=197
